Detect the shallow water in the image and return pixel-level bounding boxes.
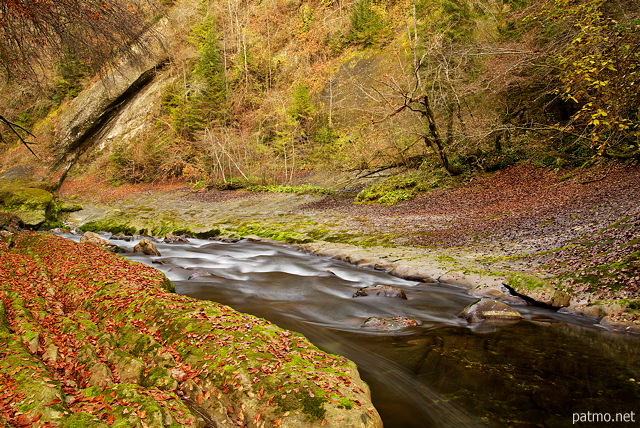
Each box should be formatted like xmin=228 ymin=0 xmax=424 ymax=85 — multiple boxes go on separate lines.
xmin=69 ymin=235 xmax=640 ymax=427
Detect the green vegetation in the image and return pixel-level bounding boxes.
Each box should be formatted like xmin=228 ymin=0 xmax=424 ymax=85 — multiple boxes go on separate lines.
xmin=349 ymin=0 xmax=390 ymax=46
xmin=248 ymin=184 xmax=336 ymax=196
xmin=355 ymin=171 xmax=440 ymax=205
xmin=539 ymin=0 xmax=640 ymax=159
xmin=52 ymin=50 xmax=92 ymax=104
xmin=80 ymin=220 xmax=137 ymax=236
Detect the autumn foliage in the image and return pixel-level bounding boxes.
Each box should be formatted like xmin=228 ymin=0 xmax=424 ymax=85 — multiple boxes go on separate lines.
xmin=0 ymin=232 xmax=379 ymax=426
xmin=0 ymin=0 xmax=153 ymax=79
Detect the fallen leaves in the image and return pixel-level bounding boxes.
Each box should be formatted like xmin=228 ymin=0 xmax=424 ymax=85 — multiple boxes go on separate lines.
xmin=0 ymin=232 xmax=375 ymax=426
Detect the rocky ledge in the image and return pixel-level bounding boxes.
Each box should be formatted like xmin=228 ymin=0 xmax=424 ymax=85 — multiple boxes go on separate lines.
xmin=0 ymin=232 xmax=381 ymax=427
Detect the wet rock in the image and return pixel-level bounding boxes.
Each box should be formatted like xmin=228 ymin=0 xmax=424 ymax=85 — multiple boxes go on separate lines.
xmin=50 ymin=227 xmax=70 ymax=235
xmin=362 ymin=316 xmax=418 ymax=331
xmin=551 ymin=290 xmax=571 ymax=308
xmin=133 ymin=238 xmax=161 ymax=256
xmin=187 ymin=270 xmax=216 ymax=280
xmin=80 ymin=231 xmax=111 ymax=246
xmin=164 ymin=233 xmax=189 ymax=243
xmin=353 ymin=284 xmax=407 ymax=299
xmin=112 ymin=234 xmax=134 ymax=241
xmin=458 ymin=298 xmax=524 ymax=323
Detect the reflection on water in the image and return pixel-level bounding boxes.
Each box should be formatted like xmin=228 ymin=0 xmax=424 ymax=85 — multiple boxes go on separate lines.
xmin=67 ymin=235 xmax=640 ymax=427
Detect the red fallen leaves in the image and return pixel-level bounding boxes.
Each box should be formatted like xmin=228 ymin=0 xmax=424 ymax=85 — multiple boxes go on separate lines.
xmin=306 ymin=163 xmax=640 ymax=302
xmin=0 ymin=232 xmax=373 ymax=426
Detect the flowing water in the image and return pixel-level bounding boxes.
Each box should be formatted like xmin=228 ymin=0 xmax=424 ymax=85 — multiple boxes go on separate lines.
xmin=68 ymin=235 xmax=640 ymax=427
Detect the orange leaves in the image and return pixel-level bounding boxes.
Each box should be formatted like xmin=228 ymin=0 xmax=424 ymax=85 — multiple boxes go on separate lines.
xmin=0 ymin=232 xmax=374 ymax=425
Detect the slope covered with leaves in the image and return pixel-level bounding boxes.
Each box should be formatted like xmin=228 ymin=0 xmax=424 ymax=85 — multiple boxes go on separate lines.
xmin=0 ymin=232 xmax=380 ymax=427
xmin=1 ymin=0 xmax=637 ymax=190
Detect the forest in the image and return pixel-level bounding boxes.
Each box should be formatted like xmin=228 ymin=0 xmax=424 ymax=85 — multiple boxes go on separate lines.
xmin=0 ymin=0 xmax=637 ymax=191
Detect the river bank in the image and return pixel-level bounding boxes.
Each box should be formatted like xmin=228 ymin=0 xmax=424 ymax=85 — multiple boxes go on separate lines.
xmin=0 ymin=232 xmax=381 ymax=427
xmin=56 ymin=162 xmax=640 ymax=333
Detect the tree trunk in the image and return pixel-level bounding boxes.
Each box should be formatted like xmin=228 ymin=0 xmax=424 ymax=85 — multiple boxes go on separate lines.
xmin=419 ymin=96 xmax=458 ymax=175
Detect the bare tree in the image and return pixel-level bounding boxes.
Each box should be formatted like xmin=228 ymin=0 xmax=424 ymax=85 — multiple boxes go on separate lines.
xmin=0 ymin=0 xmax=155 ymax=78
xmin=0 ymin=0 xmax=159 ymax=155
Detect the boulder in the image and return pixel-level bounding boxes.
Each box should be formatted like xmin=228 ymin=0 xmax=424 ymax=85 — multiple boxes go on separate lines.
xmin=164 ymin=233 xmax=188 ymax=243
xmin=133 ymin=238 xmax=161 ymax=256
xmin=0 ymin=185 xmax=56 ymax=228
xmin=362 ymin=316 xmax=418 ymax=331
xmin=80 ymin=231 xmax=111 ymax=247
xmin=458 ymin=298 xmax=523 ymax=323
xmin=353 ymin=284 xmax=407 ymax=299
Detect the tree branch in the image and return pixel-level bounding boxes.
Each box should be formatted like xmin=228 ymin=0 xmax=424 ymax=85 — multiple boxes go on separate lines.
xmin=0 ymin=115 xmax=39 ymax=159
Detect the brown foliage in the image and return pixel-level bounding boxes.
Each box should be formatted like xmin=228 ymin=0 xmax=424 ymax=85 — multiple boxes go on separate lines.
xmin=0 ymin=0 xmax=156 ymax=80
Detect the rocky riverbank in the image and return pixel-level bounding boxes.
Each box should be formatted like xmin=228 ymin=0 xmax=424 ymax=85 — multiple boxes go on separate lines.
xmin=0 ymin=231 xmax=381 ymax=427
xmin=52 ymin=162 xmax=640 ymax=334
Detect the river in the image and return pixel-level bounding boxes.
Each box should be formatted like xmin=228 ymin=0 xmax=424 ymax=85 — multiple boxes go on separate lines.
xmin=68 ymin=234 xmax=640 ymax=427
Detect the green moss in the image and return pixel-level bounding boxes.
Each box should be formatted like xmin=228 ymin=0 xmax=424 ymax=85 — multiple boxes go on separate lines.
xmin=355 ymin=172 xmax=436 ymax=205
xmin=505 ymin=273 xmax=552 ymax=291
xmin=0 ymin=187 xmax=53 ymax=210
xmin=436 ymin=255 xmax=458 ymax=264
xmin=141 ymin=366 xmax=177 ymax=390
xmin=338 ymin=397 xmax=356 ymax=410
xmin=247 ymin=184 xmax=336 ymax=196
xmin=172 ymin=227 xmax=221 ymax=238
xmin=80 ymin=220 xmax=137 ymax=236
xmin=274 ymin=387 xmax=327 ymax=421
xmin=60 ymin=413 xmax=107 ymax=428
xmin=230 ymin=222 xmax=313 ymax=244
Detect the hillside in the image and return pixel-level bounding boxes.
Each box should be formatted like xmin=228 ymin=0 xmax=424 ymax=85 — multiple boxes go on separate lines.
xmin=0 ymin=0 xmax=638 ymax=186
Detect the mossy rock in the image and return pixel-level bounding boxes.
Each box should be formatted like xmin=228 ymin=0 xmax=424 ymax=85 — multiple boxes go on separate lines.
xmin=0 ymin=185 xmax=69 ymax=229
xmin=80 ymin=219 xmax=137 ymax=236
xmin=0 ymin=186 xmax=53 ymax=227
xmin=0 ymin=232 xmax=383 ymax=427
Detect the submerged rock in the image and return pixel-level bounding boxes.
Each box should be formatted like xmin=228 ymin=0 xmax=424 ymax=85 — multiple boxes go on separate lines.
xmin=353 ymin=284 xmax=407 ymax=299
xmin=458 ymin=298 xmax=524 ymax=323
xmin=187 ymin=270 xmax=217 ymax=280
xmin=362 ymin=316 xmax=418 ymax=331
xmin=164 ymin=233 xmax=189 ymax=243
xmin=134 ymin=238 xmax=161 ymax=256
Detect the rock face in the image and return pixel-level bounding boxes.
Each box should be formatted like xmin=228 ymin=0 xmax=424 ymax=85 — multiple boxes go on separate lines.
xmin=133 ymin=238 xmax=161 ymax=256
xmin=0 ymin=232 xmax=383 ymax=427
xmin=362 ymin=316 xmax=418 ymax=331
xmin=353 ymin=284 xmax=407 ymax=299
xmin=48 ymin=0 xmax=203 ymax=189
xmin=458 ymin=298 xmax=524 ymax=323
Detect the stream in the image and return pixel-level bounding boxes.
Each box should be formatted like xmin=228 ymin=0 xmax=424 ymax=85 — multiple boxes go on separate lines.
xmin=66 ymin=234 xmax=640 ymax=427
